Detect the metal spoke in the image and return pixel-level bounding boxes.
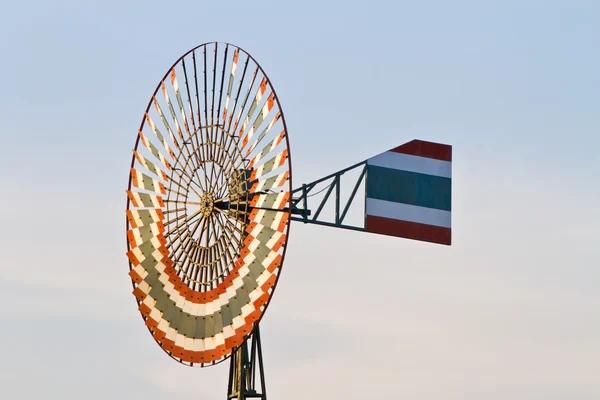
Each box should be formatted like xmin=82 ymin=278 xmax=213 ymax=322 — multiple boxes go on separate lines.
xmin=169 ymin=160 xmax=205 ymax=196
xmin=214 ymin=213 xmax=243 ymax=253
xmin=168 ymin=209 xmax=203 ymax=239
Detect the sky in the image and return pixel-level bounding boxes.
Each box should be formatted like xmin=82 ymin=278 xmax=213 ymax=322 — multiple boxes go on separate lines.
xmin=0 ymin=0 xmax=599 ymax=399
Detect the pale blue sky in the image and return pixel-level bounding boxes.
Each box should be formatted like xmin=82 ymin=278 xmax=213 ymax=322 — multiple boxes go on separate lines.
xmin=0 ymin=1 xmax=598 ymax=399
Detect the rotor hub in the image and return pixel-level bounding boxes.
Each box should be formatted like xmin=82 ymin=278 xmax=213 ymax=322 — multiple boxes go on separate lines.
xmin=199 ymin=193 xmax=214 ymax=217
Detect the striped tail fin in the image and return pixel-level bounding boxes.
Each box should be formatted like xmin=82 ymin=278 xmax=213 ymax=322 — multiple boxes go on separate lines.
xmin=365 ymin=140 xmax=452 ymax=245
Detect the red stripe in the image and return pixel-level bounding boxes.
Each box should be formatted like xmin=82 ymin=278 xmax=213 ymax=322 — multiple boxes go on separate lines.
xmin=365 ymin=215 xmax=451 ymax=245
xmin=389 ymin=140 xmax=452 ymax=162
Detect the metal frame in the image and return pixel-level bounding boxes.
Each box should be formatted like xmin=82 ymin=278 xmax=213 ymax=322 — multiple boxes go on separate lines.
xmin=291 ymin=161 xmax=367 ymax=232
xmin=227 ymin=324 xmax=267 ymax=400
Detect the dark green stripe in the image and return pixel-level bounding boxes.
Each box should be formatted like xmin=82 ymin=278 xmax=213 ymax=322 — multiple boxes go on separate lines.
xmin=366 ymin=166 xmax=451 ymax=211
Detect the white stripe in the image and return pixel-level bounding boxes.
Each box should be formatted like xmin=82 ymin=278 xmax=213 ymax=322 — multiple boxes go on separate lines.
xmin=133 ymin=264 xmax=147 ymax=279
xmin=366 ymin=198 xmax=451 ymax=228
xmin=232 ymin=315 xmax=245 ymax=329
xmin=367 ymin=151 xmax=451 ymax=178
xmin=271 ymin=212 xmax=283 ymax=230
xmin=149 ymin=307 xmax=162 ymax=321
xmin=275 ymin=192 xmax=286 ymax=208
xmin=214 ymin=333 xmax=225 ymax=346
xmin=223 ymin=325 xmax=235 ymax=339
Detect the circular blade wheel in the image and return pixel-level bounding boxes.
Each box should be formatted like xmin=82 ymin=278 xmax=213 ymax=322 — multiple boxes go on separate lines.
xmin=126 ymin=42 xmax=292 ymax=367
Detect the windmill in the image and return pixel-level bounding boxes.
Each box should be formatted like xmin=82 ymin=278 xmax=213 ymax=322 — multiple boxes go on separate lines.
xmin=126 ymin=42 xmax=452 ymax=399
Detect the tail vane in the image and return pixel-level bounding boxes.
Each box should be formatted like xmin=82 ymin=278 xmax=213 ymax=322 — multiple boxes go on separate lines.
xmin=289 ymin=139 xmax=452 ymax=246
xmin=365 ymin=140 xmax=452 ymax=245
